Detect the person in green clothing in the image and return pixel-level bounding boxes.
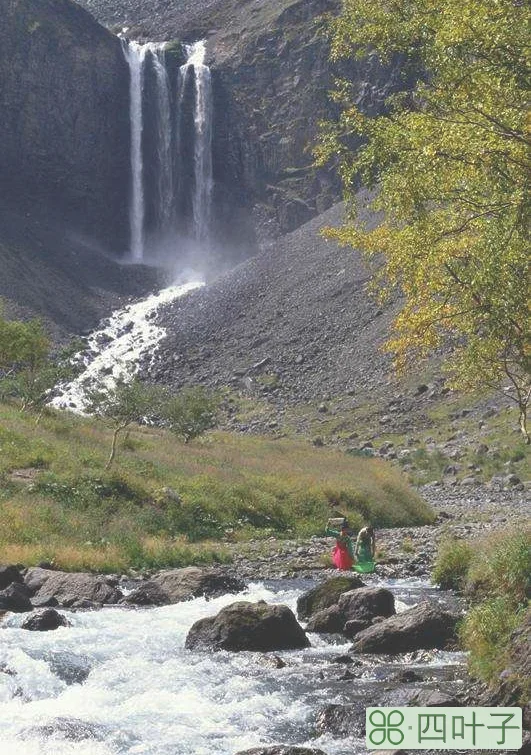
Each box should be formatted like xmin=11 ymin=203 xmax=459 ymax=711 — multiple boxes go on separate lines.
xmin=355 ymin=525 xmax=376 ymax=564
xmin=326 ymin=519 xmax=355 ymax=570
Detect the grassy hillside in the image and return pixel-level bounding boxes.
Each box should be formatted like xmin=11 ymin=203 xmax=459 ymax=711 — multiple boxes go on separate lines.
xmin=0 ymin=401 xmax=432 ymax=572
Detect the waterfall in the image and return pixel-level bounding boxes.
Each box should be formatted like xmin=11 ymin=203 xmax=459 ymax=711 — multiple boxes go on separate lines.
xmin=181 ymin=41 xmax=213 ymax=244
xmin=122 ymin=38 xmax=213 ymax=261
xmin=151 ymin=50 xmax=174 ymax=231
xmin=123 ymin=40 xmax=149 ymax=262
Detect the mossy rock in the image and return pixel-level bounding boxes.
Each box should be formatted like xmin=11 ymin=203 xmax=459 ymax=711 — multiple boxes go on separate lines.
xmin=185 ymin=600 xmax=310 ymax=652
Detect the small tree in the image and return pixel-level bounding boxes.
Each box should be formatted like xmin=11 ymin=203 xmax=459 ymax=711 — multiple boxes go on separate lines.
xmin=87 ymin=379 xmax=166 ymax=469
xmin=0 ymin=311 xmax=75 ymax=420
xmin=163 ymin=386 xmax=219 ymax=443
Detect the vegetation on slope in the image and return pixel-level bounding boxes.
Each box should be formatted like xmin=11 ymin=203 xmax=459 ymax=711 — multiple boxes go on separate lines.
xmin=0 ymin=399 xmax=432 ymax=572
xmin=433 ymin=529 xmax=530 ymax=699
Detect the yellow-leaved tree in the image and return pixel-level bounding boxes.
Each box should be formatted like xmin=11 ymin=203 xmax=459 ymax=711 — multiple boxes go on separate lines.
xmin=316 ymin=0 xmax=530 ymax=441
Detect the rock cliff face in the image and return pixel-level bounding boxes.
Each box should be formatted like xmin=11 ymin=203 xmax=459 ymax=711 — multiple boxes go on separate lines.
xmin=0 ymin=0 xmax=130 ymax=254
xmin=77 ymin=0 xmax=410 ymax=237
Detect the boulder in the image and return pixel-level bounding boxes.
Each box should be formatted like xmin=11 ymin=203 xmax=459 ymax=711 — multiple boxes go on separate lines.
xmin=0 ymin=565 xmax=24 ymax=590
xmin=296 ymin=576 xmax=364 ymax=620
xmin=235 ymin=748 xmax=327 ymax=755
xmin=185 ymin=600 xmax=310 ymax=652
xmin=21 ymin=608 xmax=70 ymax=631
xmin=305 ymin=605 xmax=344 ymax=633
xmin=45 ymin=651 xmax=91 ymax=685
xmin=306 ymin=587 xmax=395 ymax=635
xmin=24 ymin=568 xmax=122 ymax=605
xmin=338 ymin=587 xmax=395 ymax=622
xmin=343 ymin=618 xmax=372 ymax=638
xmin=351 ymin=602 xmax=458 ymax=654
xmin=120 ymin=580 xmax=172 ymax=607
xmin=151 ymin=567 xmax=245 ymax=604
xmin=0 ymin=582 xmax=33 ymax=612
xmin=31 ymin=595 xmax=59 ymax=609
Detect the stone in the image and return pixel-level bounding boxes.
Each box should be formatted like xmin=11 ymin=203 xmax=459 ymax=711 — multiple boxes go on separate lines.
xmin=338 ymin=587 xmax=395 ymax=622
xmin=0 ymin=565 xmax=24 ymax=590
xmin=351 ymin=602 xmax=459 ymax=654
xmin=305 ymin=604 xmax=345 ymax=633
xmin=21 ymin=608 xmax=70 ymax=631
xmin=31 ymin=595 xmax=59 ymax=608
xmin=257 ymin=654 xmax=286 ymax=669
xmin=410 ymin=689 xmax=460 ymax=707
xmin=0 ymin=582 xmax=33 ymax=612
xmin=296 ymin=576 xmax=364 ymax=620
xmin=235 ymin=748 xmax=327 ymax=755
xmin=343 ymin=618 xmax=372 ymax=638
xmin=120 ymin=581 xmax=170 ymax=606
xmin=151 ymin=567 xmax=245 ymax=604
xmin=185 ymin=601 xmax=310 ymax=652
xmin=20 ymin=718 xmax=109 ymax=742
xmin=504 ymin=473 xmax=521 ymax=486
xmin=25 ymin=568 xmax=122 ymax=605
xmin=315 ymin=702 xmax=366 ymax=737
xmin=45 ymin=651 xmax=92 ymax=685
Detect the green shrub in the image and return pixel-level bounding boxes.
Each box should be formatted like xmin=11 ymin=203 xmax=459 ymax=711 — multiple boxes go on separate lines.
xmin=459 ymin=597 xmax=524 ymax=683
xmin=466 ymin=530 xmax=531 ymax=603
xmin=432 ymin=537 xmax=474 ymax=591
xmin=434 ymin=529 xmax=530 ymax=691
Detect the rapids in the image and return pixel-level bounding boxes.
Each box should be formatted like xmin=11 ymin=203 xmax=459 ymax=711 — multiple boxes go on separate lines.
xmin=0 ymin=579 xmax=465 ymax=755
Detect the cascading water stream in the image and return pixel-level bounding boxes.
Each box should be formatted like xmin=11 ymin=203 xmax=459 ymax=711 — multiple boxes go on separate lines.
xmin=122 ymin=40 xmax=175 ymax=261
xmin=181 ymin=40 xmax=214 ymax=244
xmin=50 ymin=281 xmax=204 ymax=414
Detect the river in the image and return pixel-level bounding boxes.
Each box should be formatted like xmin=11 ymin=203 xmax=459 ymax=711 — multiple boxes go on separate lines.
xmin=0 ymin=577 xmax=465 ymax=755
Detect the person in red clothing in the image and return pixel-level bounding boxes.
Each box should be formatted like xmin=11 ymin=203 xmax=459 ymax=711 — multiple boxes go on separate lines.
xmin=326 ymin=520 xmax=355 ymax=570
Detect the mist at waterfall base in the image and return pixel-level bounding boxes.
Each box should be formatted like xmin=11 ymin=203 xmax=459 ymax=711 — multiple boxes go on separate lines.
xmin=121 ymin=39 xmax=222 ymax=281
xmin=0 ymin=578 xmax=465 ymax=755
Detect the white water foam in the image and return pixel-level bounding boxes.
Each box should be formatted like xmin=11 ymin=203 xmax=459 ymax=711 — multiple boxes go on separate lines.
xmin=51 ymin=281 xmax=203 ymax=413
xmin=0 ymin=580 xmax=466 ymax=755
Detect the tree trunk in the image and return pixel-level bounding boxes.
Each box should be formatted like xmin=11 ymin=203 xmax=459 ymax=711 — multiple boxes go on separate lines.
xmin=106 ymin=424 xmax=127 ymax=469
xmin=519 ymin=404 xmax=530 ymax=445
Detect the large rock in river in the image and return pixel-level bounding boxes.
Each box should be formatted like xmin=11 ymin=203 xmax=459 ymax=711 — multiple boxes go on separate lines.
xmin=351 ymin=602 xmax=458 ymax=654
xmin=24 ymin=568 xmax=121 ymax=606
xmin=21 ymin=608 xmax=70 ymax=631
xmin=297 ymin=575 xmax=364 ymax=620
xmin=148 ymin=567 xmax=246 ymax=604
xmin=338 ymin=587 xmax=395 ymax=622
xmin=306 ymin=586 xmax=395 ymax=635
xmin=185 ymin=600 xmax=310 ymax=652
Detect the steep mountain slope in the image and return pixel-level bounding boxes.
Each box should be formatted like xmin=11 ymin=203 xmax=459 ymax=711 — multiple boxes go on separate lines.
xmin=0 ymin=199 xmax=162 ymax=335
xmin=148 ymin=201 xmax=399 ymax=401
